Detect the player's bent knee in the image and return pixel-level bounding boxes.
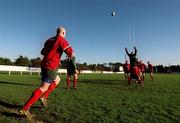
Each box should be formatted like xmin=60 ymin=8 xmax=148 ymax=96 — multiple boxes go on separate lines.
xmin=39 ymin=83 xmax=50 ymax=92
xmin=74 ymin=74 xmax=78 ymax=79
xmin=54 ymin=75 xmax=60 ymax=85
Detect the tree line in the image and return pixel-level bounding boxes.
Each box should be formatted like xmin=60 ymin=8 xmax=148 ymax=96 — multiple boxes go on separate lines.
xmin=0 ymin=56 xmax=41 ymax=67
xmin=0 ymin=56 xmax=180 ymax=73
xmin=0 ymin=56 xmax=122 ymax=71
xmin=155 ymin=65 xmax=180 ymax=73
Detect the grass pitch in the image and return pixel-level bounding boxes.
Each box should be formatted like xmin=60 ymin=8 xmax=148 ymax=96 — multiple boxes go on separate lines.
xmin=0 ymin=73 xmax=179 ymax=123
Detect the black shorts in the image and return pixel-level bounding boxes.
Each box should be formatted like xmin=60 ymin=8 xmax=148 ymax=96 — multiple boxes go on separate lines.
xmin=41 ymin=67 xmax=58 ymax=83
xmin=67 ymin=67 xmax=76 ymax=75
xmin=67 ymin=57 xmax=76 ymax=75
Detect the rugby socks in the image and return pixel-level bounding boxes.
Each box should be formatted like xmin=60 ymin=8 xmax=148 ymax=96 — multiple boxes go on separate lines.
xmin=43 ymin=82 xmax=57 ymax=99
xmin=124 ymin=75 xmax=127 ymax=80
xmin=142 ymin=76 xmax=145 ymax=81
xmin=128 ymin=77 xmax=131 ymax=85
xmin=67 ymin=78 xmax=70 ymax=89
xmin=23 ymin=88 xmax=43 ymax=111
xmin=73 ymin=78 xmax=77 ymax=89
xmin=150 ymin=76 xmax=154 ymax=81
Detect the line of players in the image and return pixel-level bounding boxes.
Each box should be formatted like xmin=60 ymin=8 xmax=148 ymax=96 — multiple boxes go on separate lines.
xmin=68 ymin=46 xmax=154 ymax=88
xmin=123 ymin=47 xmax=154 ymax=86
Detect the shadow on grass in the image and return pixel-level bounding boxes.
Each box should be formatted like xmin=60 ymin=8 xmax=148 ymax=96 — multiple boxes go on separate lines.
xmin=78 ymin=79 xmax=126 ymax=86
xmin=0 ymin=100 xmax=43 ymax=122
xmin=0 ymin=81 xmax=39 ymax=87
xmin=0 ymin=100 xmax=22 ymax=108
xmin=0 ymin=100 xmax=42 ymax=109
xmin=0 ymin=111 xmax=23 ymax=118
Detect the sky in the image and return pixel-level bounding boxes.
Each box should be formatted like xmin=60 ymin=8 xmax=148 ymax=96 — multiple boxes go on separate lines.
xmin=0 ymin=0 xmax=180 ymax=65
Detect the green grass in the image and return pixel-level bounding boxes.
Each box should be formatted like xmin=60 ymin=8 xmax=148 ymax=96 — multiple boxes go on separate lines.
xmin=0 ymin=73 xmax=180 ymax=123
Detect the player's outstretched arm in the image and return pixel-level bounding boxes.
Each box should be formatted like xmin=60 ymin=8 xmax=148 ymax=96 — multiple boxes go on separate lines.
xmin=134 ymin=46 xmax=137 ymax=55
xmin=125 ymin=48 xmax=130 ymax=55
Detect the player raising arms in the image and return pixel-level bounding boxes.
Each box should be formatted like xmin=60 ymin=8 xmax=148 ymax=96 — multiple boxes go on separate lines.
xmin=66 ymin=56 xmax=78 ymax=90
xmin=19 ymin=26 xmax=74 ymax=118
xmin=125 ymin=46 xmax=142 ymax=86
xmin=123 ymin=60 xmax=130 ymax=81
xmin=125 ymin=46 xmax=137 ymax=68
xmin=147 ymin=61 xmax=154 ymax=81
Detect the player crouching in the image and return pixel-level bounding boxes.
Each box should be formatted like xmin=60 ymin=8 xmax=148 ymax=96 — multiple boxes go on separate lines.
xmin=137 ymin=60 xmax=147 ymax=82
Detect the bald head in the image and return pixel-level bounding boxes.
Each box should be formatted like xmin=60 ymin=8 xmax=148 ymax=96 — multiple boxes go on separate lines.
xmin=57 ymin=26 xmax=66 ymax=38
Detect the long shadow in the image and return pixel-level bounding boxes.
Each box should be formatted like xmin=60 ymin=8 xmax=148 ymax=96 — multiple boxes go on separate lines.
xmin=0 ymin=111 xmax=23 ymax=118
xmin=78 ymin=79 xmax=126 ymax=86
xmin=0 ymin=100 xmax=42 ymax=109
xmin=0 ymin=100 xmax=43 ymax=122
xmin=0 ymin=100 xmax=22 ymax=108
xmin=0 ymin=81 xmax=39 ymax=87
xmin=0 ymin=111 xmax=44 ymax=123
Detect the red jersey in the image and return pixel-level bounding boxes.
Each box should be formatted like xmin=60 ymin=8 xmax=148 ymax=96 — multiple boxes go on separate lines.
xmin=148 ymin=64 xmax=153 ymax=72
xmin=130 ymin=66 xmax=140 ymax=76
xmin=123 ymin=63 xmax=130 ymax=73
xmin=41 ymin=35 xmax=73 ymax=70
xmin=138 ymin=63 xmax=147 ymax=72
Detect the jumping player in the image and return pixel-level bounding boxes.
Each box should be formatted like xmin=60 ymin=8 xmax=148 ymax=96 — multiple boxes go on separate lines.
xmin=125 ymin=46 xmax=142 ymax=85
xmin=123 ymin=60 xmax=130 ymax=81
xmin=66 ymin=56 xmax=78 ymax=89
xmin=125 ymin=46 xmax=137 ymax=68
xmin=147 ymin=61 xmax=154 ymax=81
xmin=19 ymin=26 xmax=74 ymax=118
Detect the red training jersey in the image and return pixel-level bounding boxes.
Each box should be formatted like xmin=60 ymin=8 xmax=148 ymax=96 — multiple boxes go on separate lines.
xmin=138 ymin=63 xmax=147 ymax=72
xmin=41 ymin=35 xmax=73 ymax=70
xmin=123 ymin=63 xmax=130 ymax=73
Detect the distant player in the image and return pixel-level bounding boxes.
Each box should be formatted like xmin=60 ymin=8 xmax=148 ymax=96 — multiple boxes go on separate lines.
xmin=125 ymin=46 xmax=142 ymax=85
xmin=147 ymin=61 xmax=154 ymax=81
xmin=137 ymin=60 xmax=147 ymax=81
xmin=19 ymin=26 xmax=74 ymax=118
xmin=66 ymin=56 xmax=78 ymax=89
xmin=123 ymin=60 xmax=130 ymax=81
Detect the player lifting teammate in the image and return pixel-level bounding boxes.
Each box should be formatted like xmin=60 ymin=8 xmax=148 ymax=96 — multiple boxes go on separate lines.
xmin=125 ymin=46 xmax=143 ymax=86
xmin=137 ymin=60 xmax=147 ymax=81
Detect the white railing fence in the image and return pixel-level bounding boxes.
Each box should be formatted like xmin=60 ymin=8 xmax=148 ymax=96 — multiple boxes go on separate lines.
xmin=0 ymin=65 xmax=123 ymax=75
